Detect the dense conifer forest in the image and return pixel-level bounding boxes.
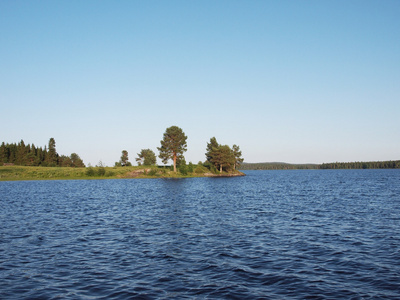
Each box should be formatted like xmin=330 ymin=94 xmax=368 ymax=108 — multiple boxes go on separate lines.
xmin=0 ymin=138 xmax=85 ymax=167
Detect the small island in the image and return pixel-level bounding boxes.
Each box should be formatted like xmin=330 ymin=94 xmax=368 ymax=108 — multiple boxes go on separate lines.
xmin=0 ymin=126 xmax=245 ymax=181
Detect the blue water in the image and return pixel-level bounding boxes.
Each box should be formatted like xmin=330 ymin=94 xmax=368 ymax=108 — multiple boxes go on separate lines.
xmin=1 ymin=170 xmax=399 ymax=299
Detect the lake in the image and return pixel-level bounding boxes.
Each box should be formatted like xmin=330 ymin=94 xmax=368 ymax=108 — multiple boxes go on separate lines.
xmin=1 ymin=170 xmax=399 ymax=299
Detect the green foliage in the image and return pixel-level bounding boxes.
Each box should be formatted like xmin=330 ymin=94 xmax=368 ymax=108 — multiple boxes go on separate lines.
xmin=177 ymin=158 xmax=186 ymax=167
xmin=61 ymin=153 xmax=85 ymax=168
xmin=320 ymin=160 xmax=400 ymax=169
xmin=97 ymin=167 xmax=106 ymax=176
xmin=205 ymin=138 xmax=244 ymax=173
xmin=239 ymin=160 xmax=400 ymax=170
xmin=46 ymin=138 xmax=58 ymax=167
xmin=85 ymin=164 xmax=109 ymax=177
xmin=205 ymin=137 xmax=219 ymax=163
xmin=148 ymin=168 xmax=158 ymax=176
xmin=211 ymin=145 xmax=236 ymax=172
xmin=0 ymin=142 xmax=6 ymax=163
xmin=232 ymin=144 xmax=244 ymax=170
xmin=0 ymin=138 xmax=84 ymax=168
xmin=136 ymin=149 xmax=156 ymax=166
xmin=157 ymin=126 xmax=188 ymax=172
xmin=194 ymin=164 xmax=209 ymax=174
xmin=119 ymin=150 xmax=130 ymax=167
xmin=85 ymin=166 xmax=96 ymax=176
xmin=96 ymin=161 xmax=106 ymax=176
xmin=0 ymin=163 xmax=245 ymax=181
xmin=202 ymin=161 xmax=217 ymax=174
xmin=105 ymin=170 xmax=115 ymax=177
xmin=16 ymin=140 xmax=27 ymax=165
xmin=188 ymin=162 xmax=194 ymax=173
xmin=60 ymin=155 xmax=72 ymax=167
xmin=206 ymin=138 xmax=235 ymax=172
xmin=179 ymin=162 xmax=188 ymax=175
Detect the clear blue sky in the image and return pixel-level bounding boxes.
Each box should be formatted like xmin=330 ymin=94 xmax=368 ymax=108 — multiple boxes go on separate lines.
xmin=1 ymin=0 xmax=399 ymax=166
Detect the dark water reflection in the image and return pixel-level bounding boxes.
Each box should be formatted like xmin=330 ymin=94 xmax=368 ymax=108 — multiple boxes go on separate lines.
xmin=1 ymin=170 xmax=400 ymax=299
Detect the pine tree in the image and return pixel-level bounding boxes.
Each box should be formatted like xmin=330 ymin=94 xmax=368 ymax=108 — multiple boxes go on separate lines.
xmin=205 ymin=137 xmax=219 ymax=163
xmin=209 ymin=145 xmax=235 ymax=172
xmin=158 ymin=126 xmax=187 ymax=172
xmin=119 ymin=150 xmax=130 ymax=166
xmin=232 ymin=144 xmax=244 ymax=170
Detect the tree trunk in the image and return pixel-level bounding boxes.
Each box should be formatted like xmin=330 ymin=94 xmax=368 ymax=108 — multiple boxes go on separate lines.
xmin=173 ymin=153 xmax=177 ymax=172
xmin=220 ymin=164 xmax=222 ymax=173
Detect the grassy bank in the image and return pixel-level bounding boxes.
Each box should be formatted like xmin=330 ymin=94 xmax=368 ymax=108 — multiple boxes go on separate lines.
xmin=0 ymin=165 xmax=245 ymax=181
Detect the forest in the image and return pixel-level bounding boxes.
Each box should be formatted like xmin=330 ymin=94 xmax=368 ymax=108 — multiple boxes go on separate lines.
xmin=0 ymin=126 xmax=244 ymax=176
xmin=0 ymin=138 xmax=85 ymax=167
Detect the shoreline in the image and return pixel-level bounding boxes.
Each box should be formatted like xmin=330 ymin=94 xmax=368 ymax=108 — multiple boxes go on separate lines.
xmin=0 ymin=165 xmax=245 ymax=182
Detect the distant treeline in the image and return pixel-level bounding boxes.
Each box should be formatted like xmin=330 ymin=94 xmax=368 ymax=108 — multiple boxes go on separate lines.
xmin=240 ymin=160 xmax=400 ymax=170
xmin=239 ymin=162 xmax=319 ymax=170
xmin=1 ymin=138 xmax=85 ymax=167
xmin=320 ymin=161 xmax=400 ymax=169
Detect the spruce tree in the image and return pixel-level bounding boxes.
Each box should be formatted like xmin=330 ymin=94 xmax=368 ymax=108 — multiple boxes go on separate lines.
xmin=0 ymin=142 xmax=6 ymax=164
xmin=46 ymin=138 xmax=58 ymax=166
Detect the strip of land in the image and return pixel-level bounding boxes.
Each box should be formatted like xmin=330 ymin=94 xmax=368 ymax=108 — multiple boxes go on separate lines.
xmin=0 ymin=165 xmax=245 ymax=181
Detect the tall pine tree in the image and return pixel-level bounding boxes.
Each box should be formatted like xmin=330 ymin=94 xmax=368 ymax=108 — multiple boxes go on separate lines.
xmin=158 ymin=126 xmax=187 ymax=172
